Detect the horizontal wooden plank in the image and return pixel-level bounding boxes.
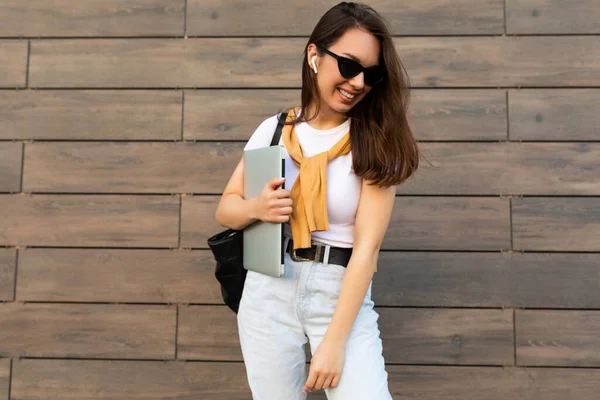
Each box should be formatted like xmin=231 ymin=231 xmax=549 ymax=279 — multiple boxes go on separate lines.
xmin=30 ymin=37 xmax=600 ymax=88
xmin=183 ymin=89 xmax=299 ymax=140
xmin=11 ymin=360 xmax=600 ymax=400
xmin=188 ymin=0 xmax=504 ymax=36
xmin=374 ymin=252 xmax=600 ymax=308
xmin=0 ymin=359 xmax=8 ymax=400
xmin=388 ymin=365 xmax=600 ymax=399
xmin=0 ymin=0 xmax=185 ymax=37
xmin=0 ymin=142 xmax=21 ymax=192
xmin=0 ymin=303 xmax=175 ymax=358
xmin=180 ymin=195 xmax=221 ymax=248
xmin=178 ymin=305 xmax=242 ymax=361
xmin=509 ymin=89 xmax=600 ymax=141
xmin=17 ymin=248 xmax=222 ymax=303
xmin=399 ymin=143 xmax=600 ymax=195
xmin=0 ymin=249 xmax=16 ymax=301
xmin=29 ymin=38 xmax=303 ymax=88
xmin=0 ymin=90 xmax=182 ymax=140
xmin=0 ymin=194 xmax=179 ymax=247
xmin=396 ymin=36 xmax=600 ymax=87
xmin=513 ymin=198 xmax=600 ymax=251
xmin=380 ymin=309 xmax=513 ymax=365
xmin=179 ymin=306 xmax=512 ymax=365
xmin=184 ymin=89 xmax=507 ymax=141
xmin=16 ymin=248 xmax=600 ymax=308
xmin=182 ymin=196 xmax=511 ymax=250
xmin=384 ymin=197 xmax=510 ymax=250
xmin=517 ymin=310 xmax=600 ymax=367
xmin=11 ymin=359 xmax=251 ymax=400
xmin=0 ymin=41 xmax=27 ymax=87
xmin=506 ymin=0 xmax=600 ymax=34
xmin=23 ymin=142 xmax=241 ymax=193
xmin=410 ymin=89 xmax=507 ymax=141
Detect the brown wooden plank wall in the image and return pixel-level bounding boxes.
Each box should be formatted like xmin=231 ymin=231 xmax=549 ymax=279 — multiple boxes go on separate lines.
xmin=1 ymin=0 xmax=600 ymax=398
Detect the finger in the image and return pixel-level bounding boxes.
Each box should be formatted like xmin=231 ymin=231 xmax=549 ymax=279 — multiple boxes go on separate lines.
xmin=314 ymin=373 xmax=328 ymax=391
xmin=266 ymin=177 xmax=285 ymax=190
xmin=330 ymin=375 xmax=341 ymax=388
xmin=304 ymin=371 xmax=318 ymax=393
xmin=322 ymin=375 xmax=335 ymax=390
xmin=278 ymin=198 xmax=293 ymax=207
xmin=275 ymin=215 xmax=289 ymax=223
xmin=271 ymin=199 xmax=292 ymax=209
xmin=272 ymin=189 xmax=292 ymax=198
xmin=278 ymin=206 xmax=293 ymax=216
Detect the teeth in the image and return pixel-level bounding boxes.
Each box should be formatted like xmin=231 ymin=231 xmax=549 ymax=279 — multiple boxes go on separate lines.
xmin=339 ymin=89 xmax=355 ymax=99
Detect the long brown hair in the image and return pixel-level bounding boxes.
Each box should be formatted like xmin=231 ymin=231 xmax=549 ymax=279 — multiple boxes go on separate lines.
xmin=287 ymin=1 xmax=419 ymax=187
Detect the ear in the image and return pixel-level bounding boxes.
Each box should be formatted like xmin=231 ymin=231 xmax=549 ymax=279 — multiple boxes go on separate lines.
xmin=306 ymin=43 xmax=319 ymax=72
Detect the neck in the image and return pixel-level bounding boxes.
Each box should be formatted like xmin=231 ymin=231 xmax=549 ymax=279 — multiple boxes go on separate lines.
xmin=304 ymin=102 xmax=348 ymax=130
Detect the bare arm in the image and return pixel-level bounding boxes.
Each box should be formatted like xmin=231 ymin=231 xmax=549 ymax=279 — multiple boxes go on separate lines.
xmin=216 ymin=157 xmax=292 ymax=230
xmin=323 ymin=179 xmax=396 ymax=343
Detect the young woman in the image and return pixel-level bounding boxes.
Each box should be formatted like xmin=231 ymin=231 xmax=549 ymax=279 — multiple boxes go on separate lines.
xmin=215 ymin=2 xmax=419 ymax=399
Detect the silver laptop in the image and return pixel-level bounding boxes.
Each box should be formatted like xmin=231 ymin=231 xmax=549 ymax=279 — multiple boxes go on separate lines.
xmin=243 ymin=145 xmax=286 ymax=277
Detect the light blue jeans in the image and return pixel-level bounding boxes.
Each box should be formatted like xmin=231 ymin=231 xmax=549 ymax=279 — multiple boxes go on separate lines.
xmin=237 ymin=238 xmax=393 ymax=400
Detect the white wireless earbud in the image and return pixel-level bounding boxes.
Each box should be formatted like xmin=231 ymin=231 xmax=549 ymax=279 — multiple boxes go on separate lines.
xmin=311 ymin=56 xmax=318 ymax=73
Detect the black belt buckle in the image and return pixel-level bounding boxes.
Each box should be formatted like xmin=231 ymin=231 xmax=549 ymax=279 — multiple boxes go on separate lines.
xmin=291 ymin=243 xmax=323 ymax=263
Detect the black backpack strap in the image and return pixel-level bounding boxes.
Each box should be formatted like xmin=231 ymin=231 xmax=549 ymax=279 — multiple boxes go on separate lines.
xmin=270 ymin=111 xmax=288 ymax=146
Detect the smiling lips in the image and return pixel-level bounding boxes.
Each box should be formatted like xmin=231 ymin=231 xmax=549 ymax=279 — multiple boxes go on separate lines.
xmin=338 ymin=88 xmax=358 ymax=100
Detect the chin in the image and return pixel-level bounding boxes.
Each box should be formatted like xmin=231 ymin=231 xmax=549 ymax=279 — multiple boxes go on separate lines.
xmin=328 ymin=99 xmax=354 ymax=114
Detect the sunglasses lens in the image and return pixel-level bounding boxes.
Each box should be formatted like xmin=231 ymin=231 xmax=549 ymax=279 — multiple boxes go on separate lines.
xmin=338 ymin=59 xmax=362 ymax=80
xmin=364 ymin=68 xmax=385 ymax=86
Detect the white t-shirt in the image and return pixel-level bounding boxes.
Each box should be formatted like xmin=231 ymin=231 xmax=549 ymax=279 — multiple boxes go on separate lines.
xmin=244 ymin=112 xmax=362 ymax=248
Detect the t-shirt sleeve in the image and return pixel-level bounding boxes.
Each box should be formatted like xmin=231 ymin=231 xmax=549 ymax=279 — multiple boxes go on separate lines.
xmin=244 ymin=114 xmax=280 ymax=151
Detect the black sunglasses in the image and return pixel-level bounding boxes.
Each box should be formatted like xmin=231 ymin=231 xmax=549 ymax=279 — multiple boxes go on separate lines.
xmin=317 ymin=46 xmax=385 ymax=86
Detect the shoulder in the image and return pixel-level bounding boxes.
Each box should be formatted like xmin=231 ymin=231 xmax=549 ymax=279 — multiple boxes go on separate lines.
xmin=244 ymin=114 xmax=281 ymax=151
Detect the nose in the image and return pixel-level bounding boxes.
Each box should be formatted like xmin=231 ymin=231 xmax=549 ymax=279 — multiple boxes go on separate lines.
xmin=347 ymin=72 xmax=365 ymax=90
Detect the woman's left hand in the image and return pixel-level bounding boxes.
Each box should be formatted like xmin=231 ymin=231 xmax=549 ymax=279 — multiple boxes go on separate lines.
xmin=303 ymin=337 xmax=345 ymax=393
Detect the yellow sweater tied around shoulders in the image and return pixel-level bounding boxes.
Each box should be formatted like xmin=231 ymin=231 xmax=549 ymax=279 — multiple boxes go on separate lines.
xmin=282 ymin=107 xmax=352 ymax=250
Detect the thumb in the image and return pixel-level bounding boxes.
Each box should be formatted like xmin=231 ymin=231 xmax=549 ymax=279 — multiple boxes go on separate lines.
xmin=267 ymin=177 xmax=285 ymax=190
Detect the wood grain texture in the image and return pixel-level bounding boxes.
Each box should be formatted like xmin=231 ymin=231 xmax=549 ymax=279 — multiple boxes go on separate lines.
xmin=380 ymin=308 xmax=513 ymax=365
xmin=399 ymin=143 xmax=600 ymax=195
xmin=0 ymin=41 xmax=27 ymax=88
xmin=0 ymin=249 xmax=16 ymax=302
xmin=396 ymin=36 xmax=600 ymax=87
xmin=183 ymin=89 xmax=299 ymax=140
xmin=30 ymin=37 xmax=600 ymax=88
xmin=0 ymin=90 xmax=182 ymax=140
xmin=16 ymin=249 xmax=222 ymax=303
xmin=509 ymin=89 xmax=600 ymax=141
xmin=0 ymin=359 xmax=7 ymax=400
xmin=182 ymin=196 xmax=511 ymax=250
xmin=180 ymin=195 xmax=221 ymax=248
xmin=0 ymin=303 xmax=175 ymax=358
xmin=29 ymin=38 xmax=304 ymax=88
xmin=387 ymin=365 xmax=600 ymax=399
xmin=0 ymin=142 xmax=22 ymax=192
xmin=183 ymin=89 xmax=507 ymax=141
xmin=383 ymin=197 xmax=510 ymax=250
xmin=178 ymin=305 xmax=242 ymax=361
xmin=506 ymin=0 xmax=600 ymax=34
xmin=374 ymin=252 xmax=600 ymax=308
xmin=187 ymin=0 xmax=504 ymax=36
xmin=0 ymin=194 xmax=179 ymax=247
xmin=513 ymin=198 xmax=600 ymax=251
xmin=23 ymin=142 xmax=242 ymax=193
xmin=517 ymin=310 xmax=600 ymax=367
xmin=178 ymin=305 xmax=512 ymax=365
xmin=11 ymin=360 xmax=600 ymax=399
xmin=0 ymin=0 xmax=185 ymax=37
xmin=11 ymin=359 xmax=251 ymax=400
xmin=410 ymin=89 xmax=507 ymax=141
